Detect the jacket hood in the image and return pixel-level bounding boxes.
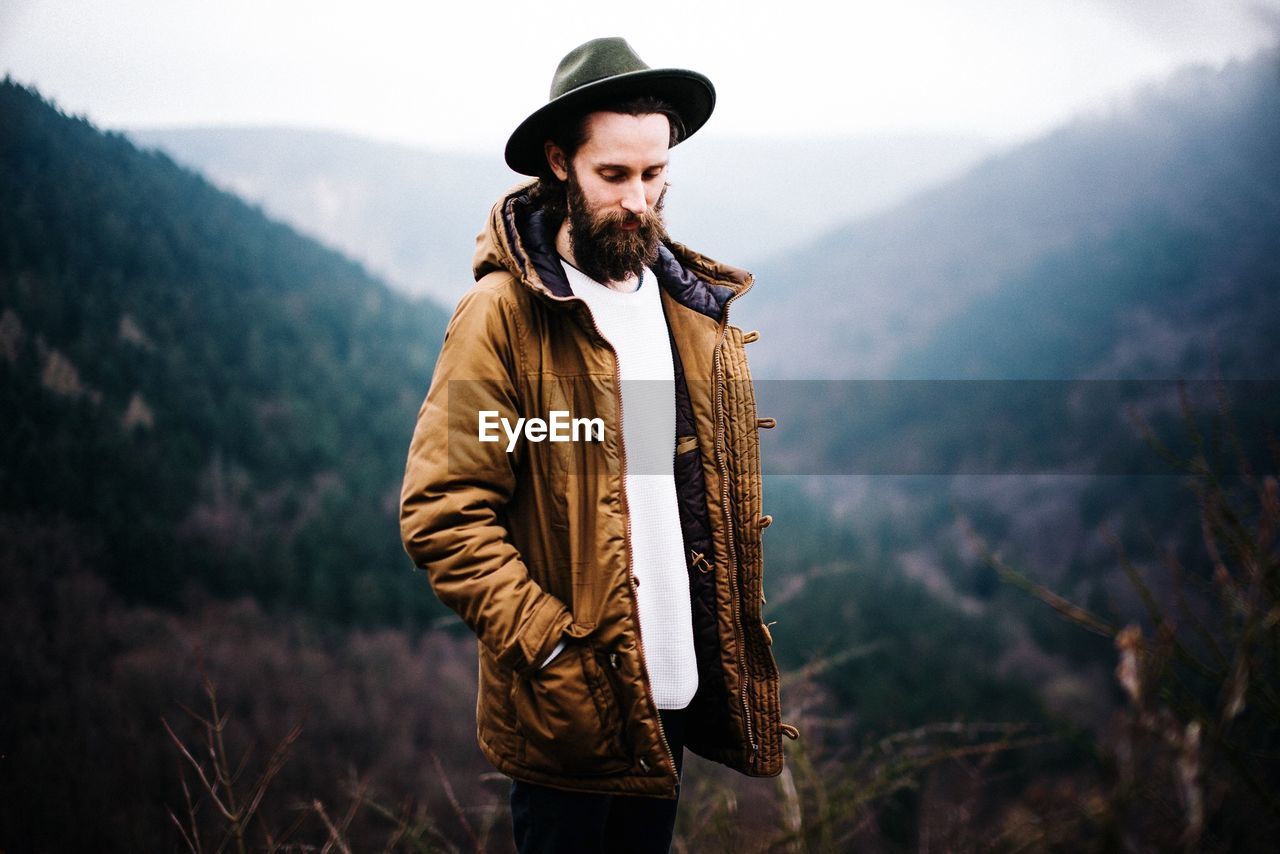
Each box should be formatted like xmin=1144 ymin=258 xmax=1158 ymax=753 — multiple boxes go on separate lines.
xmin=471 ymin=181 xmax=751 ymax=321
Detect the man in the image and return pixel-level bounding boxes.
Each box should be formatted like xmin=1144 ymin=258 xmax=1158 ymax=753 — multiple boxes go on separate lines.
xmin=399 ymin=37 xmax=795 ymax=853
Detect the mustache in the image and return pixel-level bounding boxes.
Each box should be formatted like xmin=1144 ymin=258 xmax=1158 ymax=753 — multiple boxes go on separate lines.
xmin=588 ymin=205 xmax=663 ymax=232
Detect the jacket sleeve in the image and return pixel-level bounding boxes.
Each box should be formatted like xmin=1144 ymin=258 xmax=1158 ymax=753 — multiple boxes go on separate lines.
xmin=399 ymin=284 xmax=573 ymax=675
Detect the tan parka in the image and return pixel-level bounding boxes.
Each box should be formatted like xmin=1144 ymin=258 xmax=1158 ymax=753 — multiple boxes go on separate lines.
xmin=399 ymin=182 xmax=792 ymax=798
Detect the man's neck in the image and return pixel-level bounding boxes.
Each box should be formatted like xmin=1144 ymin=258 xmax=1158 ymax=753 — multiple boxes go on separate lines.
xmin=555 ymin=219 xmax=639 ymax=292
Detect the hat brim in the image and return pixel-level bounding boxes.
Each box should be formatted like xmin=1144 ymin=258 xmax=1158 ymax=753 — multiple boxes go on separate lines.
xmin=504 ymin=68 xmax=715 ymax=176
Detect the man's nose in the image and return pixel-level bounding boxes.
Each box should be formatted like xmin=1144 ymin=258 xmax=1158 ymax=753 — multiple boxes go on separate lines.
xmin=620 ymin=178 xmax=647 ymax=216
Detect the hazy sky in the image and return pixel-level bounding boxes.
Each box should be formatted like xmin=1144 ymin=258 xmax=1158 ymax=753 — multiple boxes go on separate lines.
xmin=3 ymin=0 xmax=1277 ymax=154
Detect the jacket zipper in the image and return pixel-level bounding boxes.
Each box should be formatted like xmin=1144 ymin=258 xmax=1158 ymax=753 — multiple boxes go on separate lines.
xmin=713 ymin=287 xmax=758 ymax=753
xmin=555 ymin=293 xmax=678 ymax=793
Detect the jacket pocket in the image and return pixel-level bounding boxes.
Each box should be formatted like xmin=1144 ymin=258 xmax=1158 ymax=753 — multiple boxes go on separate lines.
xmin=510 ymin=641 xmax=631 ymax=776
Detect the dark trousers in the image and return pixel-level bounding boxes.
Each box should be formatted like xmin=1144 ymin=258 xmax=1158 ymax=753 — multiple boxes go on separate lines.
xmin=510 ymin=707 xmax=688 ymax=854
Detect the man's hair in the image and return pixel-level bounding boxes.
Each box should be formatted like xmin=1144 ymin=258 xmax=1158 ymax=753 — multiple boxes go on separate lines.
xmin=528 ymin=95 xmax=684 ymax=222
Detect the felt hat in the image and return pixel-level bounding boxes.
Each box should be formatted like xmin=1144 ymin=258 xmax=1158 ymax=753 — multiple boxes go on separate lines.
xmin=505 ymin=37 xmax=716 ymax=176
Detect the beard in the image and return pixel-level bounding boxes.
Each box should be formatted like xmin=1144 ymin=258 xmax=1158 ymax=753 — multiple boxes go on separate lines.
xmin=565 ymin=168 xmax=667 ymax=285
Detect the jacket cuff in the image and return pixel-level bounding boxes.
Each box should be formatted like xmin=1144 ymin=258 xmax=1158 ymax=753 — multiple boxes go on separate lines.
xmin=504 ymin=595 xmax=574 ymax=676
xmin=539 ymin=638 xmax=568 ymax=669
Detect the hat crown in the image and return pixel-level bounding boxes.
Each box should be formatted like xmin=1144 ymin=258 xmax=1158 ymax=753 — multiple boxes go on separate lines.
xmin=550 ymin=37 xmax=650 ymax=99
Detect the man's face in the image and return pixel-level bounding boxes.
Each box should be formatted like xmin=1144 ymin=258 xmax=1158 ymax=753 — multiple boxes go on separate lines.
xmin=548 ymin=111 xmax=670 ymax=284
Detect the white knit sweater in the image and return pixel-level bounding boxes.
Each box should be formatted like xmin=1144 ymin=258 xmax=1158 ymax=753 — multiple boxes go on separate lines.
xmin=539 ymin=260 xmax=698 ymax=709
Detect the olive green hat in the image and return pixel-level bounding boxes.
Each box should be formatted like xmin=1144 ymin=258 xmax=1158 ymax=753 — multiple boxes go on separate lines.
xmin=505 ymin=36 xmax=716 ymax=176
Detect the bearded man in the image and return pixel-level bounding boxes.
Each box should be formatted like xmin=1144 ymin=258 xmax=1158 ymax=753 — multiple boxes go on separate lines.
xmin=400 ymin=36 xmax=794 ymax=854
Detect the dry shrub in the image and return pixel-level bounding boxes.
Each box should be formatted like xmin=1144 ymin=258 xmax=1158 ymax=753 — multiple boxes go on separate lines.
xmin=0 ymin=514 xmax=503 ymax=851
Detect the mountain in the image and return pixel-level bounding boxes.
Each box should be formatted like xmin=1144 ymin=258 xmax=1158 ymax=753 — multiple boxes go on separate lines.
xmin=744 ymin=48 xmax=1280 ymax=496
xmin=5 ymin=53 xmax=1277 ymax=849
xmin=0 ymin=77 xmax=452 ymax=628
xmin=0 ymin=77 xmax=1043 ymax=851
xmin=739 ymin=49 xmax=1280 ymax=381
xmin=125 ymin=126 xmax=993 ymax=303
xmin=746 ymin=47 xmax=1280 ymax=752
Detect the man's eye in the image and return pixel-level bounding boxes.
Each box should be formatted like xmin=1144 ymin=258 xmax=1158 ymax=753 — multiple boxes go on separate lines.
xmin=602 ymin=174 xmax=625 ymax=182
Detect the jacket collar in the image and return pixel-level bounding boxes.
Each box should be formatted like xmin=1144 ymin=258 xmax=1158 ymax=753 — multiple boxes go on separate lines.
xmin=472 ymin=181 xmax=751 ymax=321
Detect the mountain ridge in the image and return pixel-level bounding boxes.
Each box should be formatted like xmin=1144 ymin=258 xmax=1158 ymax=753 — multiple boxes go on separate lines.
xmin=739 ymin=48 xmax=1280 ymax=379
xmin=126 ymin=124 xmax=993 ymax=303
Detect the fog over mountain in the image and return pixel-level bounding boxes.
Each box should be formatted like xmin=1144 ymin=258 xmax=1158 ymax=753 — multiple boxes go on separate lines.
xmin=736 ymin=48 xmax=1280 ymax=380
xmin=125 ymin=126 xmax=992 ymax=305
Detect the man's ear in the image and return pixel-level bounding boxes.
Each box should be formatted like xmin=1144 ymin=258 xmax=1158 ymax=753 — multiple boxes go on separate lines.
xmin=545 ymin=141 xmax=570 ymax=181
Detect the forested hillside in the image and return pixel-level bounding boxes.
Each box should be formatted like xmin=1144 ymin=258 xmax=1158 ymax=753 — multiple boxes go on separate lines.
xmin=749 ymin=46 xmax=1280 ymax=686
xmin=0 ymin=77 xmax=451 ymax=628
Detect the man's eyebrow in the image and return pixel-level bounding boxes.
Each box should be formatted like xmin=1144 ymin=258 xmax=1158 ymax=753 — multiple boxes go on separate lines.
xmin=595 ymin=160 xmax=670 ymax=172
